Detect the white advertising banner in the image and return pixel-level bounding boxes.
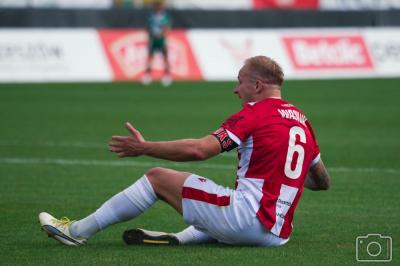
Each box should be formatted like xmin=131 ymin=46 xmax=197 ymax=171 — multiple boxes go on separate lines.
xmin=0 ymin=29 xmax=111 ymax=82
xmin=1 ymin=28 xmax=400 ymax=82
xmin=320 ymin=0 xmax=400 ymax=10
xmin=280 ymin=29 xmax=376 ymax=79
xmin=0 ymin=0 xmax=113 ymax=8
xmin=188 ymin=30 xmax=290 ymax=80
xmin=167 ymin=0 xmax=251 ymax=10
xmin=363 ymin=29 xmax=400 ymax=77
xmin=188 ymin=28 xmax=400 ymax=80
xmin=41 ymin=0 xmax=113 ymax=9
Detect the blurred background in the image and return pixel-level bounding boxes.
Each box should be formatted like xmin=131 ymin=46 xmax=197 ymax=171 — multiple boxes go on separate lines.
xmin=1 ymin=0 xmax=400 ymax=82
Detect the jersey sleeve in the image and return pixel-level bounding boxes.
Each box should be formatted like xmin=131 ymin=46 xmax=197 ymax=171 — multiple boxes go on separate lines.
xmin=220 ymin=104 xmax=259 ymax=145
xmin=306 ymin=120 xmax=321 ymax=166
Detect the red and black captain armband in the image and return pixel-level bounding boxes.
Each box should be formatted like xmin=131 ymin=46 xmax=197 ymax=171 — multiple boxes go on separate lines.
xmin=211 ymin=128 xmax=238 ymax=152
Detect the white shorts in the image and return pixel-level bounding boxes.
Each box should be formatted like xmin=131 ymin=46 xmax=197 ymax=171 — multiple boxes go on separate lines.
xmin=182 ymin=174 xmax=289 ymax=247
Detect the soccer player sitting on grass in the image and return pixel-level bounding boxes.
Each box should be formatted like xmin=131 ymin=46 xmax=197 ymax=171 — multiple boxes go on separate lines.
xmin=39 ymin=56 xmax=331 ymax=247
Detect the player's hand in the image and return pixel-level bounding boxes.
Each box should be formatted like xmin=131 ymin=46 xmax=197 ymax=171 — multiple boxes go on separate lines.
xmin=109 ymin=122 xmax=146 ymax=158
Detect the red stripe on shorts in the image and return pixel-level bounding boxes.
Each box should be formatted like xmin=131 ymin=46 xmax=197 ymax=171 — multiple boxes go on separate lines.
xmin=182 ymin=187 xmax=230 ymax=206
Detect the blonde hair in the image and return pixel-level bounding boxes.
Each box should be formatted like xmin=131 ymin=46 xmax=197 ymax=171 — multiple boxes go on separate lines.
xmin=245 ymin=56 xmax=284 ymax=86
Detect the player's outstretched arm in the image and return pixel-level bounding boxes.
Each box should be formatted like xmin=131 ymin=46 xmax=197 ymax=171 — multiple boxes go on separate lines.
xmin=304 ymin=160 xmax=331 ymax=191
xmin=109 ymin=122 xmax=221 ymax=162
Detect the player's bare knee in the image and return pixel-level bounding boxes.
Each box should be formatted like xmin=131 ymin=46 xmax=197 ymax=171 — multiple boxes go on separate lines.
xmin=322 ymin=177 xmax=331 ymax=190
xmin=145 ymin=167 xmax=169 ymax=184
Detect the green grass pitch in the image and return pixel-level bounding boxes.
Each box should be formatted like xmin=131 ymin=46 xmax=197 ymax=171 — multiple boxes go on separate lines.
xmin=0 ymin=79 xmax=399 ymax=265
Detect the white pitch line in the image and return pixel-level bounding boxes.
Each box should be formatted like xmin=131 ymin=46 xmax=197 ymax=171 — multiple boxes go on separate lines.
xmin=0 ymin=141 xmax=105 ymax=149
xmin=330 ymin=167 xmax=400 ymax=174
xmin=0 ymin=140 xmax=238 ymax=157
xmin=0 ymin=157 xmax=235 ymax=170
xmin=0 ymin=157 xmax=399 ymax=174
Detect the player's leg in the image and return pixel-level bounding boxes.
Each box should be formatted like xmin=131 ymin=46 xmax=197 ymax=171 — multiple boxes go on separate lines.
xmin=145 ymin=167 xmax=190 ymax=213
xmin=160 ymin=44 xmax=172 ymax=87
xmin=122 ymin=169 xmax=216 ymax=245
xmin=121 ymin=169 xmax=216 ymax=245
xmin=141 ymin=41 xmax=154 ymax=85
xmin=175 ymin=225 xmax=215 ymax=244
xmin=162 ymin=44 xmax=169 ymax=74
xmin=39 ymin=167 xmax=190 ymax=246
xmin=123 ymin=225 xmax=216 ymax=245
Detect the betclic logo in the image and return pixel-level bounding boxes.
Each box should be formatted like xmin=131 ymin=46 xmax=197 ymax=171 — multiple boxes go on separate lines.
xmin=282 ymin=35 xmax=374 ymax=70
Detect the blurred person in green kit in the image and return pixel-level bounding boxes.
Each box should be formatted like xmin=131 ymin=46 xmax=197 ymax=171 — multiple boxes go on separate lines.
xmin=142 ymin=0 xmax=172 ymax=86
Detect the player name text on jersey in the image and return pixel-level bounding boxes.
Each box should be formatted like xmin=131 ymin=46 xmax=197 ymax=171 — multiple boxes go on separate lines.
xmin=277 ymin=109 xmax=307 ymax=125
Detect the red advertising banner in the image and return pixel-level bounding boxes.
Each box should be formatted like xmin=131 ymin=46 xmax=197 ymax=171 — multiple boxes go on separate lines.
xmin=98 ymin=29 xmax=202 ymax=81
xmin=253 ymin=0 xmax=319 ymax=9
xmin=282 ymin=35 xmax=374 ymax=70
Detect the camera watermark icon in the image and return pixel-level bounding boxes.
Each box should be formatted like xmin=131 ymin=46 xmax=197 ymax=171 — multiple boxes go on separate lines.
xmin=356 ymin=234 xmax=392 ymax=262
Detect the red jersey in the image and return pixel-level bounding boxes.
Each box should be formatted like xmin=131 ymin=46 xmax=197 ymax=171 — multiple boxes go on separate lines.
xmin=221 ymin=97 xmax=320 ymax=239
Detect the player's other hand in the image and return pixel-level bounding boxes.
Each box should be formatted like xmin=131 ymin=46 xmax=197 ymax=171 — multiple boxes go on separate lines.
xmin=109 ymin=122 xmax=146 ymax=158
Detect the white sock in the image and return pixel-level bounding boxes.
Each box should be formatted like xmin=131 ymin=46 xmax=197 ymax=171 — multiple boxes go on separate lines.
xmin=174 ymin=226 xmax=215 ymax=244
xmin=70 ymin=175 xmax=157 ymax=239
xmin=69 ymin=214 xmax=99 ymax=239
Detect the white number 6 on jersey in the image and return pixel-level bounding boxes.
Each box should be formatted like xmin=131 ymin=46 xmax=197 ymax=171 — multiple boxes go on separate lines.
xmin=284 ymin=126 xmax=306 ymax=179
